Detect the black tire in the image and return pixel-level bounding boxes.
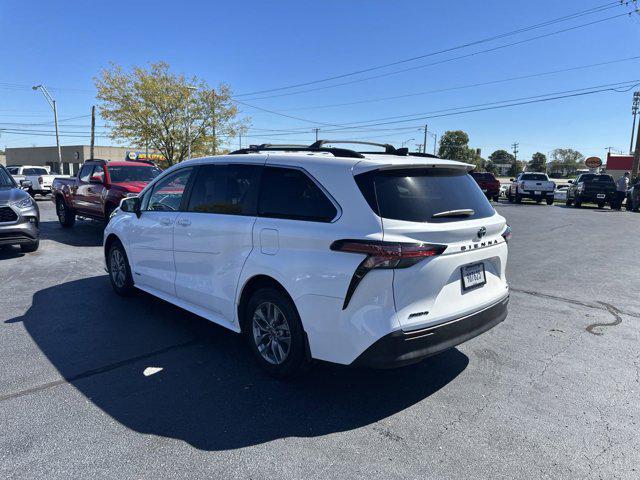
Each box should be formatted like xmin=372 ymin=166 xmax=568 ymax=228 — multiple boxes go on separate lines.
xmin=535 ymin=198 xmax=542 ymax=204
xmin=20 ymin=240 xmax=39 ymax=253
xmin=515 ymin=193 xmax=522 ymax=204
xmin=243 ymin=287 xmax=310 ymax=379
xmin=574 ymin=197 xmax=582 ymax=208
xmin=28 ymin=188 xmax=35 ymax=198
xmin=565 ymin=197 xmax=573 ymax=206
xmin=597 ymin=202 xmax=605 ymax=209
xmin=546 ymin=197 xmax=554 ymax=205
xmin=507 ymin=193 xmax=514 ymax=203
xmin=493 ymin=195 xmax=500 ymax=202
xmin=56 ymin=197 xmax=76 ymax=228
xmin=107 ymin=241 xmax=135 ymax=296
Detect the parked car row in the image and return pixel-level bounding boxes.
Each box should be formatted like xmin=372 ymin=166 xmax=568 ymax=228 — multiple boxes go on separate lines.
xmin=6 ymin=165 xmax=62 ymax=197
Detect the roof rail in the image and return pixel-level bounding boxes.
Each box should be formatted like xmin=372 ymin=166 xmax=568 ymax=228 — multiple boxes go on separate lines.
xmin=229 ymin=143 xmax=365 ymax=159
xmin=229 ymin=140 xmax=440 ymax=159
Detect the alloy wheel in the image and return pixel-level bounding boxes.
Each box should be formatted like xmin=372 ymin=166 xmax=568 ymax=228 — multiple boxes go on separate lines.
xmin=251 ymin=301 xmax=291 ymax=365
xmin=110 ymin=248 xmax=127 ymax=288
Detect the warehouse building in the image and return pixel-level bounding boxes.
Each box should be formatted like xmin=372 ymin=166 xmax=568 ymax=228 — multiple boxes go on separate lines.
xmin=5 ymin=145 xmax=139 ymax=175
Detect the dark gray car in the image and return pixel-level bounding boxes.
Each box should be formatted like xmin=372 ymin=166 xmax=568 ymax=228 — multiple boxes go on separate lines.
xmin=0 ymin=165 xmax=39 ymax=252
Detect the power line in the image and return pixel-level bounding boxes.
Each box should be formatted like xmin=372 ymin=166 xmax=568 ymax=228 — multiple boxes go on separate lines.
xmin=235 ymin=1 xmax=626 ymax=97
xmin=265 ymin=55 xmax=640 ymax=112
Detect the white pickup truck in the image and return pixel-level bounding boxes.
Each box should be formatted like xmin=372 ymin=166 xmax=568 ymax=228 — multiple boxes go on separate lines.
xmin=507 ymin=172 xmax=556 ymax=205
xmin=6 ymin=165 xmax=61 ymax=197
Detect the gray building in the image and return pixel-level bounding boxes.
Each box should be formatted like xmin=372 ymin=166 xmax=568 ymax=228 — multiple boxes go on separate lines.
xmin=5 ymin=145 xmax=136 ymax=175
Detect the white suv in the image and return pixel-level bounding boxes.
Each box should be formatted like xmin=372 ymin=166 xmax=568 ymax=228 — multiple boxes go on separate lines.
xmin=104 ymin=141 xmax=510 ymax=378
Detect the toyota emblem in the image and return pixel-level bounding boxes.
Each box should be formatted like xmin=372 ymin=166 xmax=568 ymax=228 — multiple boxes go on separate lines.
xmin=477 ymin=226 xmax=487 ymax=238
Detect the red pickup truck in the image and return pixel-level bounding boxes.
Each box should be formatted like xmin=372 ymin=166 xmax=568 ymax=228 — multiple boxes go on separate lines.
xmin=51 ymin=159 xmax=162 ymax=227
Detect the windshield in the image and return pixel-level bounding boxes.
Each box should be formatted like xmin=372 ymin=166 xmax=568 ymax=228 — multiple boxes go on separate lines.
xmin=356 ymin=168 xmax=495 ymax=223
xmin=580 ymin=174 xmax=614 ymax=183
xmin=0 ymin=167 xmax=16 ymax=187
xmin=108 ymin=165 xmax=162 ymax=183
xmin=521 ymin=173 xmax=548 ymax=181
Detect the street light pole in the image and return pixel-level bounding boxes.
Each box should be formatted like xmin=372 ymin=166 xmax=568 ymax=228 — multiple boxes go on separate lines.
xmin=401 ymin=138 xmax=415 ymax=148
xmin=630 ymin=91 xmax=639 ymax=155
xmin=32 ymin=84 xmax=62 ymax=174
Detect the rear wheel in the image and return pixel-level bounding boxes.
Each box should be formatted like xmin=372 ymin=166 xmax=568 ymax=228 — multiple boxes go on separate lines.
xmin=565 ymin=197 xmax=573 ymax=206
xmin=244 ymin=287 xmax=309 ymax=379
xmin=597 ymin=201 xmax=605 ymax=209
xmin=546 ymin=197 xmax=554 ymax=205
xmin=20 ymin=240 xmax=39 ymax=253
xmin=56 ymin=197 xmax=76 ymax=227
xmin=107 ymin=241 xmax=135 ymax=296
xmin=574 ymin=197 xmax=582 ymax=208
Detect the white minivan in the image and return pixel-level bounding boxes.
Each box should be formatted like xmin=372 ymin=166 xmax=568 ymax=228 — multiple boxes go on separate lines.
xmin=104 ymin=142 xmax=510 ymax=378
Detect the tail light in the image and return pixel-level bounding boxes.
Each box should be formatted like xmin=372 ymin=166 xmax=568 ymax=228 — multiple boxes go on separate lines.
xmin=501 ymin=225 xmax=512 ymax=243
xmin=331 ymin=239 xmax=446 ymax=309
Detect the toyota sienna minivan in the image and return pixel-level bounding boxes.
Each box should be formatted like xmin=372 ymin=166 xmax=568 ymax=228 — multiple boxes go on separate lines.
xmin=104 ymin=141 xmax=510 ymax=378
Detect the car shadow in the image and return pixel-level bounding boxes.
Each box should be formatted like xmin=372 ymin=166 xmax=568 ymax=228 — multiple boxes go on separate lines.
xmin=9 ymin=276 xmax=469 ymax=451
xmin=0 ymin=245 xmax=25 ymax=260
xmin=39 ymin=220 xmax=104 ymax=247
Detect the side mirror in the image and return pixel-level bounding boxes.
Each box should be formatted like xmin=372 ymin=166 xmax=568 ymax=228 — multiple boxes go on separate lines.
xmin=20 ymin=179 xmax=33 ymax=190
xmin=120 ymin=197 xmax=141 ymax=217
xmin=89 ymin=175 xmax=104 ymax=184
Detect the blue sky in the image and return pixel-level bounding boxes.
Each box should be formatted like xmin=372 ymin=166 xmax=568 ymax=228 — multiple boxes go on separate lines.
xmin=1 ymin=0 xmax=639 ymax=160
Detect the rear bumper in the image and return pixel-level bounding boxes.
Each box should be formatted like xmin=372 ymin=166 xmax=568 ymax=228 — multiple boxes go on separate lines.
xmin=520 ymin=190 xmax=554 ymax=198
xmin=352 ymin=295 xmax=509 ymax=368
xmin=576 ymin=192 xmax=616 ymax=202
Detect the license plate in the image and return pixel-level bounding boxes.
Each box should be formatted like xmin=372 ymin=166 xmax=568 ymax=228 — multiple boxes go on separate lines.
xmin=596 ymin=194 xmax=605 ymax=199
xmin=534 ymin=191 xmax=541 ymax=195
xmin=461 ymin=263 xmax=486 ymax=290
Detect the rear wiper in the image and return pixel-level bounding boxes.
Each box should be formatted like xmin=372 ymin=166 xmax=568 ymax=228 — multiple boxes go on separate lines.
xmin=431 ymin=209 xmax=475 ymax=218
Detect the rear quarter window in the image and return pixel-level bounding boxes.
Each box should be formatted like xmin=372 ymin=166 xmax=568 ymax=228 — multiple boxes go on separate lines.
xmin=356 ymin=168 xmax=495 ymax=223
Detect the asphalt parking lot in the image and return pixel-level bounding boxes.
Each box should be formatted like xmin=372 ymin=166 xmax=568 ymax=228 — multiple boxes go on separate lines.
xmin=1 ymin=198 xmax=639 ymax=479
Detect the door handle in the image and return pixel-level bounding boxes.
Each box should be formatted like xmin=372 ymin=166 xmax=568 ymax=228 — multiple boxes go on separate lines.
xmin=159 ymin=217 xmax=173 ymax=226
xmin=177 ymin=218 xmax=191 ymax=227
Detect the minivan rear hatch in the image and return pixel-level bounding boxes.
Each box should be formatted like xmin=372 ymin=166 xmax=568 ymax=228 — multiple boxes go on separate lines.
xmin=354 ymin=165 xmax=508 ymax=330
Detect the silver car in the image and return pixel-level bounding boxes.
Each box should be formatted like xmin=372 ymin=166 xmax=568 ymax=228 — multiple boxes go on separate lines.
xmin=0 ymin=165 xmax=40 ymax=252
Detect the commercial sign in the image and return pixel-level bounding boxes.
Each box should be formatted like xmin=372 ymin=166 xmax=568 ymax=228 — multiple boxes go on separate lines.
xmin=584 ymin=157 xmax=602 ymax=169
xmin=126 ymin=151 xmax=166 ymax=162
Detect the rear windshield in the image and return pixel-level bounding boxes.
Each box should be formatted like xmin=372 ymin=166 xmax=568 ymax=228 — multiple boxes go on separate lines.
xmin=472 ymin=172 xmax=496 ymax=181
xmin=108 ymin=165 xmax=162 ymax=183
xmin=579 ymin=174 xmax=614 ymax=183
xmin=521 ymin=173 xmax=548 ymax=181
xmin=24 ymin=168 xmax=48 ymax=175
xmin=355 ymin=168 xmax=495 ymax=223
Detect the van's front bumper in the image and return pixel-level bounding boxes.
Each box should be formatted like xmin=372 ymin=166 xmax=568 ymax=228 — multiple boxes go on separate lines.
xmin=352 ymin=295 xmax=509 ymax=368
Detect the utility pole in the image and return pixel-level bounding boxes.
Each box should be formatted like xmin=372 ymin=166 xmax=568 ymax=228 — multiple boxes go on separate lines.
xmin=633 ymin=106 xmax=640 ymax=181
xmin=422 ymin=124 xmax=428 ymax=154
xmin=433 ymin=133 xmax=438 ymax=155
xmin=314 ymin=128 xmax=320 ymax=142
xmin=630 ymin=91 xmax=639 ymax=154
xmin=416 ymin=143 xmax=424 ymax=152
xmin=239 ymin=130 xmax=242 ymax=150
xmin=32 ymin=85 xmax=62 ymax=174
xmin=511 ymin=142 xmax=519 ymax=176
xmin=90 ymin=105 xmax=95 ymax=160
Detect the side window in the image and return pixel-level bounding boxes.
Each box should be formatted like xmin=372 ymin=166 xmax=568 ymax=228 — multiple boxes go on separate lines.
xmin=79 ymin=165 xmax=94 ymax=182
xmin=258 ymin=167 xmax=337 ymax=222
xmin=144 ymin=168 xmax=193 ymax=212
xmin=187 ymin=164 xmax=261 ymax=216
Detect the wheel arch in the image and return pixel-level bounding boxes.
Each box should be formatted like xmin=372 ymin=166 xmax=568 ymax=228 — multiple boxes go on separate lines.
xmin=104 ymin=233 xmax=123 ymax=264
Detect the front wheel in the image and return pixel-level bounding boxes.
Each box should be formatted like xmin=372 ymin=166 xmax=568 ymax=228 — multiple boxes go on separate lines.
xmin=107 ymin=241 xmax=135 ymax=296
xmin=56 ymin=198 xmax=76 ymax=227
xmin=515 ymin=193 xmax=522 ymax=204
xmin=546 ymin=197 xmax=554 ymax=205
xmin=565 ymin=197 xmax=573 ymax=206
xmin=244 ymin=287 xmax=309 ymax=379
xmin=574 ymin=197 xmax=582 ymax=208
xmin=20 ymin=240 xmax=39 ymax=253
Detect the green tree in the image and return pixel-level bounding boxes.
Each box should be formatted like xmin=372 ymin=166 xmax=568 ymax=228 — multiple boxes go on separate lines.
xmin=549 ymin=148 xmax=584 ymax=177
xmin=437 ymin=130 xmax=484 ymax=168
xmin=488 ymin=149 xmax=515 ymax=164
xmin=484 ymin=160 xmax=498 ymax=174
xmin=95 ymin=61 xmax=247 ymax=166
xmin=529 ymin=152 xmax=547 ymax=172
